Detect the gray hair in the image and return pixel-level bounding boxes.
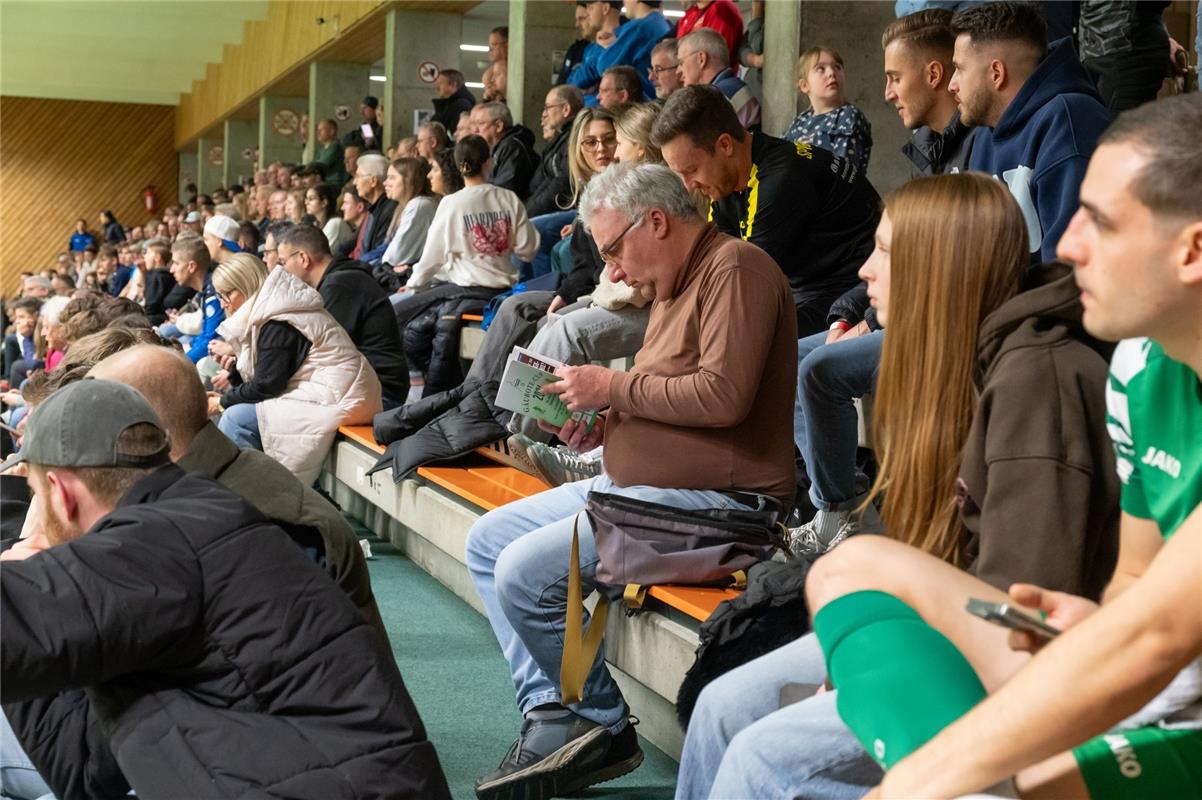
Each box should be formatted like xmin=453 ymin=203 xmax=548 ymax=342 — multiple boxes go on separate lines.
xmin=40 ymin=295 xmax=70 ymax=325
xmin=579 ymin=163 xmax=702 ymax=232
xmin=23 ymin=275 xmax=53 ymax=293
xmin=357 ymin=153 xmax=389 ymax=181
xmin=652 ymin=38 xmax=679 ymax=60
xmin=475 ymin=101 xmax=513 ymax=128
xmin=679 ymin=28 xmax=729 ymax=68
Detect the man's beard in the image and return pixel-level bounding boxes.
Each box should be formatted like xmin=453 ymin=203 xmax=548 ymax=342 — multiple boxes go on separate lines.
xmin=40 ymin=495 xmax=81 ymax=547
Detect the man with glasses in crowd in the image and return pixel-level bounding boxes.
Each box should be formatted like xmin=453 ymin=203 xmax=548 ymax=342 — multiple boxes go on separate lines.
xmin=349 ymin=153 xmax=397 ymax=261
xmin=465 ymin=162 xmax=797 ymax=800
xmin=649 ymin=38 xmax=682 ymax=101
xmin=276 ymin=225 xmax=409 ymax=410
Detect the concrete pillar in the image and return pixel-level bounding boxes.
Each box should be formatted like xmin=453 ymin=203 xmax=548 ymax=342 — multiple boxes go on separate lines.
xmin=196 ymin=135 xmax=224 ymax=194
xmin=223 ymin=119 xmax=258 ymax=188
xmin=761 ymin=1 xmax=803 ymax=140
xmin=178 ymin=151 xmax=198 ymax=204
xmin=383 ymin=9 xmax=462 ymax=151
xmin=508 ymin=0 xmax=579 ymax=134
xmin=308 ymin=62 xmax=371 ymax=156
xmin=258 ymin=95 xmax=306 ymax=167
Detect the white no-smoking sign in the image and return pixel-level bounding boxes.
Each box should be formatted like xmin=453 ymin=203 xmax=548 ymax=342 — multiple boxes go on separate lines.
xmin=418 ymin=61 xmax=439 ymax=83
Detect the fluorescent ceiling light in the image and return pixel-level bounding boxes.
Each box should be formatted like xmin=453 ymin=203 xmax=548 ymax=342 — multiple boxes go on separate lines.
xmin=369 ymin=75 xmax=387 ymax=82
xmin=460 ymin=44 xmax=490 ymax=52
xmin=664 ymin=9 xmax=684 ymax=17
xmin=465 ymin=81 xmax=485 ymax=88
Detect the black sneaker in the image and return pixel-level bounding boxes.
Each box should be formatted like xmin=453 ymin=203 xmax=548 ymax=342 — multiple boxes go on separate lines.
xmin=474 ymin=705 xmax=611 ymax=800
xmin=558 ymin=717 xmax=645 ymax=795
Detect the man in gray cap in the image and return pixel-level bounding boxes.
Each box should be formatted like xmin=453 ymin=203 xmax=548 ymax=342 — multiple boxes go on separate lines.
xmin=1 ymin=380 xmax=451 ymax=799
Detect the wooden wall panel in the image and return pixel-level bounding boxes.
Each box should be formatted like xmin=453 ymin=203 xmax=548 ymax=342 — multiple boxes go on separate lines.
xmin=175 ymin=0 xmax=387 ymax=148
xmin=174 ymin=0 xmax=481 ymax=149
xmin=0 ymin=97 xmax=177 ymax=292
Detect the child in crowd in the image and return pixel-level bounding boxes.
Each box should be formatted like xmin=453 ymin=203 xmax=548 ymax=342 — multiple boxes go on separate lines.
xmin=784 ymin=46 xmax=873 ymax=175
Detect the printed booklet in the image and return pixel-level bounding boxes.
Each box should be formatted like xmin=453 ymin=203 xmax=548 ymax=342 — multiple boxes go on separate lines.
xmin=496 ymin=346 xmax=598 ymax=431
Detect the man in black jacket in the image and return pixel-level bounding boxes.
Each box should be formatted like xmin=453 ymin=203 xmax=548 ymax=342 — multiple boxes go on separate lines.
xmin=652 ymin=86 xmax=880 ymax=337
xmin=883 ymin=9 xmax=976 ymax=178
xmin=471 ymin=101 xmax=539 ymax=200
xmin=0 ymin=380 xmax=450 ymax=800
xmin=526 ymin=85 xmax=584 ymax=218
xmin=278 ymin=224 xmax=409 ymax=409
xmin=432 ymin=69 xmax=476 ymax=134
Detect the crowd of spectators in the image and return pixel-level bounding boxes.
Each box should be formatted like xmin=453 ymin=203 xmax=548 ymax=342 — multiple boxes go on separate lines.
xmin=2 ymin=1 xmax=1200 ymax=799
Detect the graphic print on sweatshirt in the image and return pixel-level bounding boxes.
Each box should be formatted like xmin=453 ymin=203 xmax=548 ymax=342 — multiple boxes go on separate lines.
xmin=463 ymin=211 xmax=513 ymax=256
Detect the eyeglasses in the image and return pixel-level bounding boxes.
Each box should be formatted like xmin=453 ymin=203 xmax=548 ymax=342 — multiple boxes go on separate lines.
xmin=215 ymin=289 xmax=235 ymax=305
xmin=581 ymin=135 xmax=618 ymax=151
xmin=542 ymin=102 xmax=569 ymax=114
xmin=648 ymin=63 xmax=678 ymax=75
xmin=598 ymin=215 xmax=644 ymax=263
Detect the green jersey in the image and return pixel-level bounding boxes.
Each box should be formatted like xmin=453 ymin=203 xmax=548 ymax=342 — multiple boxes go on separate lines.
xmin=1106 ymin=338 xmax=1202 ymax=540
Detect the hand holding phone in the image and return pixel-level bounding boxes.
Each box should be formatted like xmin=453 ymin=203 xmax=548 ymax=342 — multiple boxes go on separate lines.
xmin=966 ymin=598 xmax=1062 ymax=642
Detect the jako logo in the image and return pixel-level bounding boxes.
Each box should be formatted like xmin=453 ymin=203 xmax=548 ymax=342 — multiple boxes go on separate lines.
xmin=1141 ymin=447 xmax=1182 ymax=479
xmin=1103 ymin=734 xmax=1142 ymax=779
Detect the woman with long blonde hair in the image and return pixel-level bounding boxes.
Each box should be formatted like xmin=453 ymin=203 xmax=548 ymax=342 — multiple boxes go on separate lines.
xmin=375 ymin=157 xmax=438 ymax=281
xmin=675 ymin=172 xmax=1121 ymax=799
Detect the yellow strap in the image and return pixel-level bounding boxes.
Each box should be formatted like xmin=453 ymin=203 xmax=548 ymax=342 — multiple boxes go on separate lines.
xmin=623 ymin=583 xmax=648 ymax=609
xmin=731 ymin=569 xmax=748 ymax=589
xmin=560 ymin=515 xmax=609 ymax=705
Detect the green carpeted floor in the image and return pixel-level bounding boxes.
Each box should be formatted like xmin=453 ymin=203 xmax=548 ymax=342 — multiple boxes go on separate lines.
xmin=361 ymin=530 xmax=680 ymax=800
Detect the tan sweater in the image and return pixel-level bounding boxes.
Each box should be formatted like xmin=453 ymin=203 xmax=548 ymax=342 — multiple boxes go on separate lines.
xmin=604 ymin=225 xmax=798 ymax=504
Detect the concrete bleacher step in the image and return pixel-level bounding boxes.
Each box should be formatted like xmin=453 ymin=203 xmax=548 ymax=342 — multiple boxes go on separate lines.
xmin=323 ymin=426 xmax=742 ymax=759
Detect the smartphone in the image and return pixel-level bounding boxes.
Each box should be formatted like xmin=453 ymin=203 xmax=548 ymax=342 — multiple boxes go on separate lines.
xmin=966 ymin=598 xmax=1060 ymax=640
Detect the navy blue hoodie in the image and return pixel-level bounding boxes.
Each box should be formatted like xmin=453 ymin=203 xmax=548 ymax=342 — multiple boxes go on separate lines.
xmin=968 ymin=38 xmax=1111 ymax=261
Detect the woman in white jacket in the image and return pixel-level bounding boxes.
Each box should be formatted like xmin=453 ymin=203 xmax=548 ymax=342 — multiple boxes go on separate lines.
xmin=208 ymin=253 xmax=382 ymax=484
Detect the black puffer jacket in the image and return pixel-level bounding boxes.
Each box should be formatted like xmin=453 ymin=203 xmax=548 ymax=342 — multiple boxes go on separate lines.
xmin=525 ymin=122 xmax=574 ymax=218
xmin=1 ymin=466 xmax=450 ymax=800
xmin=371 ymin=378 xmax=509 ymax=481
xmin=398 ymin=285 xmax=504 ymax=397
xmin=488 ymin=124 xmax=539 ymax=201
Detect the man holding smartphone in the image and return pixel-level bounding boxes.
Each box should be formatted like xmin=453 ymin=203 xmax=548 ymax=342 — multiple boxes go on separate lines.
xmin=804 ymin=94 xmax=1202 ymax=799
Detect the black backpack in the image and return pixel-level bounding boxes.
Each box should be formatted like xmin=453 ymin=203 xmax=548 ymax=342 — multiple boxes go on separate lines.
xmin=675 ymin=558 xmax=813 ymax=729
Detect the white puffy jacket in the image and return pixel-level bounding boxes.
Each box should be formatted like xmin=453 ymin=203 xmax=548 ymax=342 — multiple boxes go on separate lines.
xmin=218 ymin=266 xmax=382 ymax=483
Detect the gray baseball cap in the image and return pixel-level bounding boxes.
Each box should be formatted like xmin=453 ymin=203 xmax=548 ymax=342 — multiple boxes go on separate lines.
xmin=1 ymin=379 xmax=171 ymax=472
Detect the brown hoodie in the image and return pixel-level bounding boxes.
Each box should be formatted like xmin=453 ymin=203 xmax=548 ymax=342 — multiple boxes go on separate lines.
xmin=957 ymin=262 xmax=1120 ymax=600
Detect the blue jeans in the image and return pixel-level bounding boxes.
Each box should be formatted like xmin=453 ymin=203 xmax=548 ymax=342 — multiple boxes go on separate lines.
xmin=793 ymin=330 xmax=883 ymax=510
xmin=0 ymin=712 xmax=55 ymax=800
xmin=217 ymin=402 xmax=262 ymax=451
xmin=465 ymin=474 xmax=752 ymax=732
xmin=676 ymin=633 xmax=881 ymax=799
xmin=521 ymin=210 xmax=577 ymax=280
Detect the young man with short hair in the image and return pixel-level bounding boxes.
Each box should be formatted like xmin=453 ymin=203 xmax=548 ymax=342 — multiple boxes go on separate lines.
xmin=883 ymin=8 xmax=975 ymax=176
xmin=277 ymin=224 xmax=408 ymax=409
xmin=168 ymin=235 xmax=223 ymax=363
xmin=949 ymin=1 xmax=1111 ymax=260
xmin=0 ymin=379 xmax=450 ymax=799
xmin=805 ymin=93 xmax=1202 ymax=800
xmin=652 ymin=85 xmax=880 ymax=337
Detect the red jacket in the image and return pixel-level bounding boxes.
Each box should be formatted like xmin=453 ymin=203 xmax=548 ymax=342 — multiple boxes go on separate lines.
xmin=676 ymin=0 xmax=744 ymax=68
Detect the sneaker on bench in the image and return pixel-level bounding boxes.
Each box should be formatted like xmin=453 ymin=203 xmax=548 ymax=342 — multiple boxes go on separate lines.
xmin=524 ymin=441 xmax=603 ymax=487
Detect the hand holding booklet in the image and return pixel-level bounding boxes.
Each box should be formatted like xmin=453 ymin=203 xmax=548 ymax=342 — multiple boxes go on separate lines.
xmin=496 ymin=346 xmax=599 ymax=431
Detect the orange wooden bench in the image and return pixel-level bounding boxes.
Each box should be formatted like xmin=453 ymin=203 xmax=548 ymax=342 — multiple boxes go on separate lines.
xmin=336 ymin=426 xmax=741 ymax=621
